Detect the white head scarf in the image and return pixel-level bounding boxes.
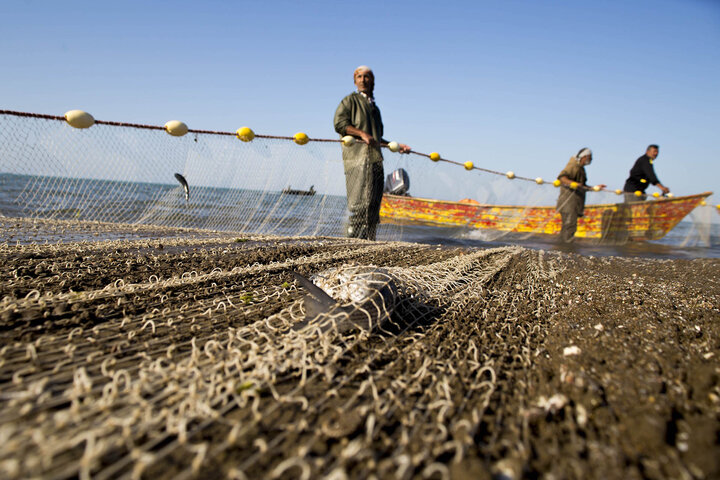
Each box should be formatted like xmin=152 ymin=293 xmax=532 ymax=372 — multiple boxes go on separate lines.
xmin=577 ymin=148 xmax=592 ymax=159
xmin=354 ymin=65 xmax=373 ymax=77
xmin=354 ymin=65 xmax=375 ymax=102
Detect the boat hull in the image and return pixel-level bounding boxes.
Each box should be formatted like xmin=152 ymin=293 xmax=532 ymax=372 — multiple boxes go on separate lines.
xmin=380 ymin=192 xmax=712 ymax=241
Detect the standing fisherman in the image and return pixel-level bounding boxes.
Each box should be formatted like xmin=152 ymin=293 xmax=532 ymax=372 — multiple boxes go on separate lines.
xmin=333 ymin=66 xmax=410 ymax=240
xmin=623 ymin=144 xmax=670 ymax=202
xmin=556 ymin=148 xmax=606 ymax=243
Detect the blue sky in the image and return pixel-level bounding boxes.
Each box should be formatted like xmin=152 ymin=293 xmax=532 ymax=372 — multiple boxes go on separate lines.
xmin=2 ymin=0 xmax=719 ymax=206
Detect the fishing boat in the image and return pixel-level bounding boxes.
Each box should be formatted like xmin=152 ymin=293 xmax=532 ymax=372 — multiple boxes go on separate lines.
xmin=380 ymin=192 xmax=712 ymax=241
xmin=282 ymin=185 xmax=316 ymax=196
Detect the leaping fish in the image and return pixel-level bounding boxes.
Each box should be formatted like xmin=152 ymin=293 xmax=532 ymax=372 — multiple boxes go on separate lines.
xmin=292 ymin=266 xmax=399 ymax=334
xmin=174 ymin=173 xmax=190 ymax=202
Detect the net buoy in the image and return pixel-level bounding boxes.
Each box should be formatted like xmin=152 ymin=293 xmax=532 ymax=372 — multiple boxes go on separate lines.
xmin=535 ymin=177 xmax=543 ymax=184
xmin=592 ymin=185 xmax=601 ymax=192
xmin=464 ymin=161 xmax=473 ymax=170
xmin=64 ymin=110 xmax=95 ymax=129
xmin=341 ymin=135 xmax=355 ymax=146
xmin=430 ymin=152 xmax=440 ymax=161
xmin=387 ymin=141 xmax=399 ymax=152
xmin=634 ymin=190 xmax=643 ymax=197
xmin=570 ymin=181 xmax=578 ymax=189
xmin=293 ymin=132 xmax=309 ymax=145
xmin=553 ymin=180 xmax=561 ymax=187
xmin=615 ymin=189 xmax=622 ymax=195
xmin=164 ymin=120 xmax=188 ymax=137
xmin=652 ymin=192 xmax=660 ymax=198
xmin=236 ymin=126 xmax=255 ymax=142
xmin=506 ymin=171 xmax=515 ymax=179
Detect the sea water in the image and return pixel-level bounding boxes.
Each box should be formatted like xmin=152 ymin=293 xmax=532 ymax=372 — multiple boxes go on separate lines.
xmin=1 ymin=173 xmax=718 ymax=259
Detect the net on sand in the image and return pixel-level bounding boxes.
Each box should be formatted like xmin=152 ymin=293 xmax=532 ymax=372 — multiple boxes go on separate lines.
xmin=0 ymin=232 xmax=558 ymax=478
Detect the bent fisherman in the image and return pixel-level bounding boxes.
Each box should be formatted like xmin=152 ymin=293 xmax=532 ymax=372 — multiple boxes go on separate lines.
xmin=333 ymin=65 xmax=411 ymax=240
xmin=556 ymin=148 xmax=606 ymax=243
xmin=623 ymin=144 xmax=670 ymax=202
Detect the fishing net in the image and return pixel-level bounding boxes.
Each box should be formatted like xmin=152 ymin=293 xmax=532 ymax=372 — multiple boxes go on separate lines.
xmin=1 ymin=107 xmax=717 ymax=478
xmin=0 ymin=228 xmax=558 ymax=479
xmin=2 ymin=110 xmax=708 ymax=245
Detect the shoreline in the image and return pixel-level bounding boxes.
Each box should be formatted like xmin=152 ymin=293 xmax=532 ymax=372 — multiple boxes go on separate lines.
xmin=2 ymin=216 xmax=719 ymax=261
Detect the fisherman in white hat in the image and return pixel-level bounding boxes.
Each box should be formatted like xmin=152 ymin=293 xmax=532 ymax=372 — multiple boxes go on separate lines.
xmin=556 ymin=148 xmax=606 ymax=243
xmin=333 ymin=65 xmax=411 ymax=240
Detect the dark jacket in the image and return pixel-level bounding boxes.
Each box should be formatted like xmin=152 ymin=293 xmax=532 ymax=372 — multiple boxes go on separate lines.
xmin=623 ymin=154 xmax=660 ymax=193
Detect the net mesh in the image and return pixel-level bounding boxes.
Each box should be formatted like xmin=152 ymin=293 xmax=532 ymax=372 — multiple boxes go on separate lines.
xmin=5 ymin=109 xmax=705 ymax=245
xmin=0 ymin=230 xmax=553 ymax=479
xmin=1 ymin=112 xmax=427 ymax=239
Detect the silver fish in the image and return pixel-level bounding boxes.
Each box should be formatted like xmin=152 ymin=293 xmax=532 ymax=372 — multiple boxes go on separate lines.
xmin=174 ymin=173 xmax=190 ymax=202
xmin=292 ymin=266 xmax=399 ymax=334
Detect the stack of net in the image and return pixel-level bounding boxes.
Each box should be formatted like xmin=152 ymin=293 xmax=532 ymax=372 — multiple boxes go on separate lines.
xmin=0 ymin=234 xmax=558 ymax=478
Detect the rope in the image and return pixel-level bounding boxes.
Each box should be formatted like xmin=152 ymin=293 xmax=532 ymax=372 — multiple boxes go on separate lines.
xmin=0 ymin=109 xmax=618 ymax=193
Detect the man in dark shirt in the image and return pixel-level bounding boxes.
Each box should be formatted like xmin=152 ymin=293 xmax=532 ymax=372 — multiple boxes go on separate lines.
xmin=623 ymin=145 xmax=670 ymax=202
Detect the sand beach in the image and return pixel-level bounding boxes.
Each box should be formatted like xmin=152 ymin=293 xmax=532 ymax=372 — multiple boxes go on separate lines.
xmin=1 ymin=217 xmax=719 ymax=479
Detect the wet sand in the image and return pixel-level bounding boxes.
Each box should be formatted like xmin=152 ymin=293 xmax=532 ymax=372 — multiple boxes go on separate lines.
xmin=1 ymin=218 xmax=719 ymax=479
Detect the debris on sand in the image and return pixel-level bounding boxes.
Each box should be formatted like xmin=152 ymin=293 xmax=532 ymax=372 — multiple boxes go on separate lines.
xmin=563 ymin=345 xmax=582 ymax=356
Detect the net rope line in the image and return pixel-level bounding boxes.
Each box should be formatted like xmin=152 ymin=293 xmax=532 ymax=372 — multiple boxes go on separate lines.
xmin=0 ymin=114 xmax=571 ymax=245
xmin=1 ymin=110 xmax=708 ymax=246
xmin=1 ymin=109 xmax=620 ymax=192
xmin=0 ymin=246 xmax=528 ymax=478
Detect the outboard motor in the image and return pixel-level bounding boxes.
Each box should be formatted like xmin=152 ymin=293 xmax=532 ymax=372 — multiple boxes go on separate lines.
xmin=384 ymin=168 xmax=410 ymax=196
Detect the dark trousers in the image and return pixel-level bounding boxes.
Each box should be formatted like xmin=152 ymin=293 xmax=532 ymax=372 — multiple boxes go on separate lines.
xmin=344 ymin=159 xmax=384 ymax=240
xmin=559 ymin=209 xmax=578 ymax=243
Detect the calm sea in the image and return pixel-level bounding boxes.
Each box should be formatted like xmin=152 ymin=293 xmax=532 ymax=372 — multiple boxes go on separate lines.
xmin=1 ymin=174 xmax=718 ymax=260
